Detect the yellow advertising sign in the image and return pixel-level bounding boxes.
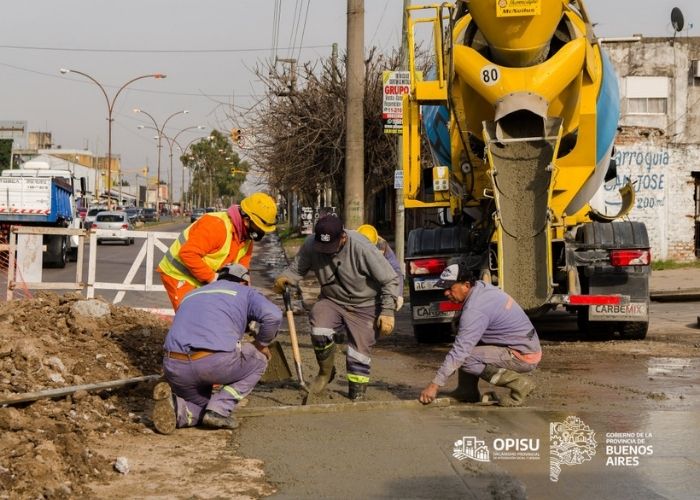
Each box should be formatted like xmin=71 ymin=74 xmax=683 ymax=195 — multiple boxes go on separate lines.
xmin=496 ymin=0 xmax=541 ymax=17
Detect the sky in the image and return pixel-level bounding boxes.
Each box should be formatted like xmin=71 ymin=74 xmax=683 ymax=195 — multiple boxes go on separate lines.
xmin=1 ymin=0 xmax=698 ymax=198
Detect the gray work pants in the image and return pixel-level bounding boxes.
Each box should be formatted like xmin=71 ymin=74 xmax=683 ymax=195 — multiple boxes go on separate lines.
xmin=163 ymin=343 xmax=267 ymax=428
xmin=461 ymin=345 xmax=538 ymax=377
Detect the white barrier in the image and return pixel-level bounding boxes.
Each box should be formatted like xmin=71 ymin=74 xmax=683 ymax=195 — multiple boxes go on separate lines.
xmin=5 ymin=226 xmax=178 ymax=304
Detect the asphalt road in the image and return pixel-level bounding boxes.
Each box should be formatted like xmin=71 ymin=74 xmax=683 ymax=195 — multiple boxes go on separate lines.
xmin=38 ymin=219 xmax=190 ymax=310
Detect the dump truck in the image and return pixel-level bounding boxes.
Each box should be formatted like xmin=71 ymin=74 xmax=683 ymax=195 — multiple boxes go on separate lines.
xmin=402 ymin=0 xmax=650 ymax=342
xmin=0 ymin=161 xmax=84 ymax=267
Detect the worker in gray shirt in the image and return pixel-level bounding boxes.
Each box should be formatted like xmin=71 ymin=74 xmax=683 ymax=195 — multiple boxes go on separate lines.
xmin=419 ymin=261 xmax=541 ymax=406
xmin=274 ymin=215 xmax=399 ymax=400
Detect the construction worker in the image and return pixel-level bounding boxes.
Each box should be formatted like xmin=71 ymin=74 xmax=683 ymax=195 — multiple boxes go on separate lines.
xmin=158 ymin=192 xmax=277 ymax=310
xmin=357 ymin=223 xmax=404 ymax=310
xmin=152 ymin=264 xmax=282 ymax=433
xmin=273 ymin=215 xmax=399 ymax=400
xmin=419 ymin=261 xmax=541 ymax=407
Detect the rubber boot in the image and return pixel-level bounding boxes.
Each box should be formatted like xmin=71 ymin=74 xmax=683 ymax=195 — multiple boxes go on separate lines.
xmin=348 ymin=381 xmax=367 ymax=401
xmin=152 ymin=381 xmax=177 ymax=435
xmin=309 ymin=344 xmax=337 ymax=394
xmin=448 ymin=370 xmax=481 ymax=403
xmin=202 ymin=410 xmax=240 ymax=430
xmin=480 ymin=365 xmax=536 ymax=407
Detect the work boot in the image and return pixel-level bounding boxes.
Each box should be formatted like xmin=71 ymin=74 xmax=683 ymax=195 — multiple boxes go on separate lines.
xmin=202 ymin=410 xmax=240 ymax=430
xmin=448 ymin=370 xmax=481 ymax=403
xmin=480 ymin=365 xmax=536 ymax=407
xmin=348 ymin=381 xmax=367 ymax=401
xmin=309 ymin=344 xmax=337 ymax=394
xmin=152 ymin=381 xmax=177 ymax=435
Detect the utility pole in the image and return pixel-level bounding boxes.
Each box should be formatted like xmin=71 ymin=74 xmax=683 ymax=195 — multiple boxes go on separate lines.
xmin=394 ymin=0 xmax=410 ymax=266
xmin=344 ymin=0 xmax=365 ymax=229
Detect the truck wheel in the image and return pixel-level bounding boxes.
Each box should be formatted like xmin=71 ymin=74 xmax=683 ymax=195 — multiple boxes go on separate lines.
xmin=43 ymin=235 xmax=67 ymax=268
xmin=413 ymin=324 xmax=452 ymax=344
xmin=618 ymin=322 xmax=648 ymax=340
xmin=576 ymin=308 xmax=613 ymax=339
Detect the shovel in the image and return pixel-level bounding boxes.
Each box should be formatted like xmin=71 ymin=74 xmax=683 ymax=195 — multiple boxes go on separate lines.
xmin=260 ymin=340 xmax=293 ymax=383
xmin=283 ymin=284 xmax=309 ymax=392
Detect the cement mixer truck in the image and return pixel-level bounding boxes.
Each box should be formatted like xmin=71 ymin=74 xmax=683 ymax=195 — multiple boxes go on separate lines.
xmin=402 ymin=1 xmax=650 ymax=342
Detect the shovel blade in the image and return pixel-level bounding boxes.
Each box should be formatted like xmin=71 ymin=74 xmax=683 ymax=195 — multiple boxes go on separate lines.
xmin=260 ymin=340 xmax=293 ymax=382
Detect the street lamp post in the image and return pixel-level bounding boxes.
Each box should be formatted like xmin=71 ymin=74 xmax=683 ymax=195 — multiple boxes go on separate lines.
xmin=169 ymin=127 xmax=205 ymax=216
xmin=59 ymin=69 xmax=166 ymax=210
xmin=137 ymin=125 xmax=205 ymax=216
xmin=174 ymin=133 xmax=204 ymax=211
xmin=133 ymin=108 xmax=188 ymax=214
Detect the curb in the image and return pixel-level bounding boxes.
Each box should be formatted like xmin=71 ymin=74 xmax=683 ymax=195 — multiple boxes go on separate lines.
xmin=650 ymin=290 xmax=700 ymax=302
xmin=237 ymin=397 xmax=452 ymax=417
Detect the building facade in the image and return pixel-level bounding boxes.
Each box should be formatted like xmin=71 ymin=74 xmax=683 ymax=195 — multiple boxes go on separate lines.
xmin=591 ymin=36 xmax=700 ymax=260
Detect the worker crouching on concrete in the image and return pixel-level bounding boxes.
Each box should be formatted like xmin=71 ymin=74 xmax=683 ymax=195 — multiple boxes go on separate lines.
xmin=152 ymin=264 xmax=282 ymax=434
xmin=419 ymin=261 xmax=541 ymax=407
xmin=273 ymin=215 xmax=399 ymax=401
xmin=158 ymin=192 xmax=278 ymax=310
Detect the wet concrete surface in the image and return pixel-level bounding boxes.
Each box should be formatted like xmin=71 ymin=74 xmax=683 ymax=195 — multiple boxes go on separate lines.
xmin=235 ymin=235 xmax=700 ymax=499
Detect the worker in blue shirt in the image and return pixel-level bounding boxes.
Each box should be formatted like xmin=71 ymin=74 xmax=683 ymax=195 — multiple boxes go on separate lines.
xmin=152 ymin=264 xmax=282 ymax=433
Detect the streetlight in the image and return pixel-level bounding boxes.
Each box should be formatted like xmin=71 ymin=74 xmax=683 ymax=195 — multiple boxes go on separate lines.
xmin=59 ymin=68 xmax=166 ymax=210
xmin=168 ymin=126 xmax=205 ymax=216
xmin=137 ymin=124 xmax=205 ymax=216
xmin=177 ymin=136 xmax=206 ymax=212
xmin=133 ymin=108 xmax=188 ymax=214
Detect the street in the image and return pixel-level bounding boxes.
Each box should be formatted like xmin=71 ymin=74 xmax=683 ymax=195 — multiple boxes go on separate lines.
xmin=7 ymin=226 xmax=700 ymax=498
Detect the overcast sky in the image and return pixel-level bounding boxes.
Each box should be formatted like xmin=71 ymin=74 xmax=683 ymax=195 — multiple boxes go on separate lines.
xmin=1 ymin=1 xmax=697 ymax=197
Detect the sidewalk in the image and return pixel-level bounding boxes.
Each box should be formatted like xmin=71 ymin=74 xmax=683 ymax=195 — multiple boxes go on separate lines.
xmin=650 ymin=267 xmax=700 ymax=301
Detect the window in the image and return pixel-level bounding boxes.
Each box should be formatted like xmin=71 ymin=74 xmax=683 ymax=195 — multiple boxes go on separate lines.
xmin=96 ymin=214 xmax=125 ymax=223
xmin=625 ymin=76 xmax=669 ymax=115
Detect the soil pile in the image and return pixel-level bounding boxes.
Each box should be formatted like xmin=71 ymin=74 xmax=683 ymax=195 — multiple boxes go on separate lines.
xmin=0 ymin=292 xmax=168 ymax=498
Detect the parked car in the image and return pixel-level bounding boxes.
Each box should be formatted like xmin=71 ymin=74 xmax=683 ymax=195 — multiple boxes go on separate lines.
xmin=205 ymin=207 xmax=217 ymax=213
xmin=84 ymin=206 xmax=107 ymax=229
xmin=142 ymin=208 xmax=159 ymax=222
xmin=92 ymin=211 xmax=134 ymax=245
xmin=190 ymin=207 xmax=206 ymax=223
xmin=124 ymin=207 xmax=143 ymax=223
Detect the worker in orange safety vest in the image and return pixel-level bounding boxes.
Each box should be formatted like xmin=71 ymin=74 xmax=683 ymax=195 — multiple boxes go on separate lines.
xmin=158 ymin=192 xmax=277 ymax=310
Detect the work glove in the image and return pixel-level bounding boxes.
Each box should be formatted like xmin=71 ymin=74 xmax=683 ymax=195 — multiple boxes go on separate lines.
xmin=395 ymin=296 xmax=404 ymax=311
xmin=273 ymin=275 xmax=291 ymax=294
xmin=376 ymin=314 xmax=395 ymax=337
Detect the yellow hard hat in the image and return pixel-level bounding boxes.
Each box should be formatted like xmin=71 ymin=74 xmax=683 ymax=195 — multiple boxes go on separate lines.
xmin=357 ymin=224 xmax=378 ymax=245
xmin=240 ymin=192 xmax=277 ymax=233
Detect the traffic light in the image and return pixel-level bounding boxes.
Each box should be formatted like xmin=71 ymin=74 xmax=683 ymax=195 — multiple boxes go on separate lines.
xmin=230 ymin=128 xmax=241 ymax=143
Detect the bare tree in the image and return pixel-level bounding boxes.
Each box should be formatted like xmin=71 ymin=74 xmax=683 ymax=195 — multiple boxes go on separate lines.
xmin=246 ymin=48 xmax=407 ymax=219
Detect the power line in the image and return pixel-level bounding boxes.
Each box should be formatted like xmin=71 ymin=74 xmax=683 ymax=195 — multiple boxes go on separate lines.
xmin=0 ymin=43 xmax=332 ymax=54
xmin=0 ymin=60 xmax=265 ymax=99
xmin=297 ymin=0 xmax=312 ymax=62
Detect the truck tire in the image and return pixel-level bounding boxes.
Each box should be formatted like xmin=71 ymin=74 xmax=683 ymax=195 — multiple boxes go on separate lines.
xmin=43 ymin=235 xmax=67 ymax=269
xmin=618 ymin=321 xmax=648 ymax=340
xmin=576 ymin=308 xmax=613 ymax=339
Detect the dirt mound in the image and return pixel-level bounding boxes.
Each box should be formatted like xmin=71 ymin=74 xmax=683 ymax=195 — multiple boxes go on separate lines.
xmin=0 ymin=292 xmax=168 ymax=498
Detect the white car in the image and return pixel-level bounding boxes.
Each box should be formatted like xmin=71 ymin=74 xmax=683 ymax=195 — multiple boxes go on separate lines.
xmin=84 ymin=206 xmax=107 ymax=229
xmin=92 ymin=211 xmax=135 ymax=245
